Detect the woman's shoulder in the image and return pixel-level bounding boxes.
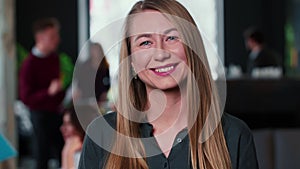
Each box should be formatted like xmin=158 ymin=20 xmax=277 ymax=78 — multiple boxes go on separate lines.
xmin=79 ymin=112 xmax=117 ymax=168
xmin=83 ymin=112 xmax=117 ymax=148
xmin=86 ymin=112 xmax=117 ymax=142
xmin=221 ymin=112 xmax=252 ymax=137
xmin=88 ymin=112 xmax=117 ymax=130
xmin=221 ymin=113 xmax=259 ymax=169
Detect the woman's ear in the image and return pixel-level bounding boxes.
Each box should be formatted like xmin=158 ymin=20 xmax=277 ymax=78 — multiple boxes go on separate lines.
xmin=131 ymin=62 xmax=138 ymax=79
xmin=131 ymin=62 xmax=135 ymax=71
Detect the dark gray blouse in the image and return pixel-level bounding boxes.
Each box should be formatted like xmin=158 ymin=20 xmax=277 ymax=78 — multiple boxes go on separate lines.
xmin=79 ymin=112 xmax=258 ymax=169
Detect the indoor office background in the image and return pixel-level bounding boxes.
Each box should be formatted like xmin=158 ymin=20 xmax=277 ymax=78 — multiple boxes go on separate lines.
xmin=0 ymin=0 xmax=300 ymax=169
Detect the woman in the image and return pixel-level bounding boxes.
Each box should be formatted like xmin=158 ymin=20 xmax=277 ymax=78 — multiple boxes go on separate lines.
xmin=79 ymin=0 xmax=258 ymax=169
xmin=60 ymin=107 xmax=85 ymax=169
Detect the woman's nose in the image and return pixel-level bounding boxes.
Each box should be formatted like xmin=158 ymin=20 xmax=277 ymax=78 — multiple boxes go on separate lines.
xmin=153 ymin=50 xmax=170 ymax=61
xmin=153 ymin=42 xmax=171 ymax=61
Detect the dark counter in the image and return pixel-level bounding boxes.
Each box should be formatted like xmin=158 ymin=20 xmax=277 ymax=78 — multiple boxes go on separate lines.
xmin=225 ymin=77 xmax=300 ymax=128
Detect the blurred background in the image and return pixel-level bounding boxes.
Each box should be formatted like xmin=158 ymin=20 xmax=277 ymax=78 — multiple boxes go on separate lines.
xmin=0 ymin=0 xmax=300 ymax=168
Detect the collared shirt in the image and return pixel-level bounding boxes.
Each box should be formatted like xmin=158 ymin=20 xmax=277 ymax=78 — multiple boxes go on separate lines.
xmin=79 ymin=112 xmax=258 ymax=169
xmin=139 ymin=123 xmax=190 ymax=169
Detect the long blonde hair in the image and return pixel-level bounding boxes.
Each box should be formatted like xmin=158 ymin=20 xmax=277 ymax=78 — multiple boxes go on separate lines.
xmin=105 ymin=0 xmax=231 ymax=168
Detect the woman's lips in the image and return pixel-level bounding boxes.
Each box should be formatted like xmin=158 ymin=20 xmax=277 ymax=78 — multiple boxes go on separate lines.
xmin=150 ymin=63 xmax=178 ymax=76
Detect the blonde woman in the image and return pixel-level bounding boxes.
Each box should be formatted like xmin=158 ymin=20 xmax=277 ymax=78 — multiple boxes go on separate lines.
xmin=79 ymin=0 xmax=258 ymax=169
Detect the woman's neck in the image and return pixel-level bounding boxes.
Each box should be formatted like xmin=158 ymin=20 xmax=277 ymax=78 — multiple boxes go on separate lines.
xmin=146 ymin=87 xmax=187 ymax=134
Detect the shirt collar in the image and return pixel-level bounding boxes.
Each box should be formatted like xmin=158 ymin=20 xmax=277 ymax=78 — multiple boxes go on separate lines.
xmin=32 ymin=46 xmax=46 ymax=58
xmin=139 ymin=122 xmax=154 ymax=138
xmin=249 ymin=46 xmax=262 ymax=60
xmin=139 ymin=122 xmax=189 ymax=139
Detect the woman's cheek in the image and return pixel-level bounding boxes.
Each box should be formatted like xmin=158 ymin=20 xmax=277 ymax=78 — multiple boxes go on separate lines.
xmin=131 ymin=49 xmax=153 ymax=72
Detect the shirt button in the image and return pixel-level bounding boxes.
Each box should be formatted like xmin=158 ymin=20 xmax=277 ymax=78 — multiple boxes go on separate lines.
xmin=164 ymin=162 xmax=168 ymax=168
xmin=177 ymin=138 xmax=182 ymax=143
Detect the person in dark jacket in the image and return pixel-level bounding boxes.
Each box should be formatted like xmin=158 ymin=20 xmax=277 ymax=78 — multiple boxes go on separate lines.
xmin=244 ymin=27 xmax=282 ymax=76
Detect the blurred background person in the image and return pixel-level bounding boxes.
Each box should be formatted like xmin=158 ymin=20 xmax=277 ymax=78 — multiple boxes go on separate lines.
xmin=19 ymin=17 xmax=65 ymax=169
xmin=73 ymin=42 xmax=111 ymax=113
xmin=244 ymin=27 xmax=282 ymax=77
xmin=60 ymin=106 xmax=85 ymax=169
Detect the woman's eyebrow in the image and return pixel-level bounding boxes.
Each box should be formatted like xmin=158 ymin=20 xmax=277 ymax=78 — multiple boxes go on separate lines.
xmin=133 ymin=28 xmax=178 ymax=42
xmin=134 ymin=34 xmax=152 ymax=42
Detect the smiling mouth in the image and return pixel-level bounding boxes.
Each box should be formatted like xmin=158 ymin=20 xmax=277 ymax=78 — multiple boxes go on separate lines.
xmin=150 ymin=63 xmax=177 ymax=76
xmin=154 ymin=65 xmax=174 ymax=73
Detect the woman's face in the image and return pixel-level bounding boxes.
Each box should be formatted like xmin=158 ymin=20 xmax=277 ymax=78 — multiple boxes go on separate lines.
xmin=60 ymin=113 xmax=78 ymax=140
xmin=130 ymin=10 xmax=188 ymax=91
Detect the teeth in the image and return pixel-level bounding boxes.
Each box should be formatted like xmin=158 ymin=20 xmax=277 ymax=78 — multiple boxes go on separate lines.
xmin=155 ymin=66 xmax=174 ymax=73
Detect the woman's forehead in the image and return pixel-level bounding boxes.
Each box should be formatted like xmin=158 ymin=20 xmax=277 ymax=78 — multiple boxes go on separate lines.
xmin=128 ymin=10 xmax=176 ymax=37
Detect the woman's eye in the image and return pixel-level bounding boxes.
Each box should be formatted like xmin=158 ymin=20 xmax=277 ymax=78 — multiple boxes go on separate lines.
xmin=167 ymin=36 xmax=178 ymax=41
xmin=140 ymin=41 xmax=151 ymax=46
